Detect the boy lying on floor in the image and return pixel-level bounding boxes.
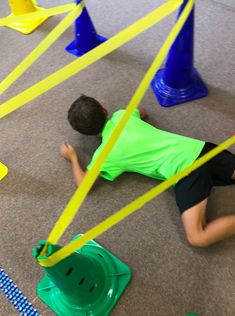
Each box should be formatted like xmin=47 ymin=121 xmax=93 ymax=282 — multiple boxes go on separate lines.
xmin=61 ymin=95 xmax=235 ymax=247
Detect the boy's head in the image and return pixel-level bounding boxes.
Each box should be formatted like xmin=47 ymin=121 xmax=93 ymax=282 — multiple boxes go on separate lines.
xmin=68 ymin=95 xmax=107 ymax=135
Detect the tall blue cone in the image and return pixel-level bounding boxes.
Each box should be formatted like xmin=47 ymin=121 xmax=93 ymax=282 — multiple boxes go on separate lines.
xmin=151 ymin=0 xmax=208 ymax=107
xmin=65 ymin=0 xmax=107 ymax=57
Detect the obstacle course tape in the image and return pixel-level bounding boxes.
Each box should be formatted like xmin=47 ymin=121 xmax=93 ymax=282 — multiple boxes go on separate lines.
xmin=0 ymin=0 xmax=183 ymax=118
xmin=38 ymin=0 xmax=198 ymax=266
xmin=0 ymin=268 xmax=40 ymax=315
xmin=0 ymin=2 xmax=84 ymax=95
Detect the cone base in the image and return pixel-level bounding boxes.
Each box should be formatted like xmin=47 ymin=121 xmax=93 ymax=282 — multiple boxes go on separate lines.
xmin=37 ymin=234 xmax=131 ymax=316
xmin=151 ymin=68 xmax=208 ymax=107
xmin=0 ymin=162 xmax=8 ymax=181
xmin=5 ymin=7 xmax=48 ymax=34
xmin=65 ymin=34 xmax=107 ymax=57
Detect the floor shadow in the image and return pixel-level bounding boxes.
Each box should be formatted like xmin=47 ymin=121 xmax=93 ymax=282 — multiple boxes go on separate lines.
xmin=0 ymin=168 xmax=63 ymax=198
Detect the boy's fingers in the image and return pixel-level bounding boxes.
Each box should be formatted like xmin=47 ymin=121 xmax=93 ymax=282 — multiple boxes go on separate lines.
xmin=64 ymin=142 xmax=73 ymax=149
xmin=69 ymin=144 xmax=75 ymax=151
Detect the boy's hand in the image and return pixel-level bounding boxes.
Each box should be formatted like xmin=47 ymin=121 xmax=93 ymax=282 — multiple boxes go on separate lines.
xmin=60 ymin=142 xmax=77 ymax=162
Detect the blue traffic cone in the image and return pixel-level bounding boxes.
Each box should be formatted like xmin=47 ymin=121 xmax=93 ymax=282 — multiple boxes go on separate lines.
xmin=65 ymin=0 xmax=107 ymax=57
xmin=33 ymin=235 xmax=131 ymax=315
xmin=151 ymin=0 xmax=208 ymax=107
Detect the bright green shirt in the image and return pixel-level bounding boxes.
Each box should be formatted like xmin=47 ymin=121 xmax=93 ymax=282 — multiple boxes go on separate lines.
xmin=87 ymin=109 xmax=205 ymax=181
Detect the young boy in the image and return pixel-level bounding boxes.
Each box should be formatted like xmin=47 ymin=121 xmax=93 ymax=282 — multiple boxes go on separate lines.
xmin=61 ymin=95 xmax=235 ymax=247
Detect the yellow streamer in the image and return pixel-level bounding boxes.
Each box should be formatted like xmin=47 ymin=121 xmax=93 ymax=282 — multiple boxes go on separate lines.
xmin=0 ymin=3 xmax=84 ymax=95
xmin=39 ymin=135 xmax=235 ymax=267
xmin=0 ymin=3 xmax=76 ymax=26
xmin=38 ymin=0 xmax=195 ymax=264
xmin=0 ymin=0 xmax=183 ymax=119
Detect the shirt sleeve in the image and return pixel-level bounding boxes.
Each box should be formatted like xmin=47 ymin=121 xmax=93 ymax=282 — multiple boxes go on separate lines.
xmin=99 ymin=165 xmax=123 ymax=181
xmin=87 ymin=160 xmax=123 ymax=181
xmin=132 ymin=109 xmax=141 ymax=119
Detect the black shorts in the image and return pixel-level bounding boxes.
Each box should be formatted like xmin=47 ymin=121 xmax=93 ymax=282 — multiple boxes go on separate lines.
xmin=174 ymin=142 xmax=235 ymax=214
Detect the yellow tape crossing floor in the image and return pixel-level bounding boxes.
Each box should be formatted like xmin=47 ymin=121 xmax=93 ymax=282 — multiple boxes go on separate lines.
xmin=0 ymin=3 xmax=83 ymax=95
xmin=0 ymin=0 xmax=183 ymax=118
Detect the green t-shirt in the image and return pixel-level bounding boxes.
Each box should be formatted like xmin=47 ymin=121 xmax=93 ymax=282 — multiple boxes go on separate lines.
xmin=87 ymin=109 xmax=205 ymax=181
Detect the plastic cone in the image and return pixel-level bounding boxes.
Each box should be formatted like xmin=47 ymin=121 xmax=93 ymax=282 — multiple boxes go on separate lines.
xmin=0 ymin=162 xmax=8 ymax=181
xmin=65 ymin=0 xmax=107 ymax=57
xmin=151 ymin=0 xmax=208 ymax=107
xmin=5 ymin=0 xmax=48 ymax=34
xmin=33 ymin=235 xmax=131 ymax=315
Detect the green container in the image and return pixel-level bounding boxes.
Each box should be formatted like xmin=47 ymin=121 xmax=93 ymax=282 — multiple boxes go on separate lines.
xmin=33 ymin=235 xmax=131 ymax=315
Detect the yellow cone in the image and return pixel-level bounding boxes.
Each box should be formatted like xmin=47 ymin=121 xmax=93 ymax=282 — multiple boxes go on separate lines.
xmin=0 ymin=162 xmax=8 ymax=181
xmin=6 ymin=0 xmax=48 ymax=34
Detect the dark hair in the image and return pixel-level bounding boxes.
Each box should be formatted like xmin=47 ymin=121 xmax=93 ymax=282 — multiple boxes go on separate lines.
xmin=68 ymin=95 xmax=107 ymax=135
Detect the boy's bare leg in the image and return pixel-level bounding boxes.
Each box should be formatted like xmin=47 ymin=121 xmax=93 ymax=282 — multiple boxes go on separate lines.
xmin=181 ymin=198 xmax=235 ymax=247
xmin=232 ymin=170 xmax=235 ymax=179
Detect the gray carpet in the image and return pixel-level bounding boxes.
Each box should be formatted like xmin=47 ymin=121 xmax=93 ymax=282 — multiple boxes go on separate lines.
xmin=0 ymin=0 xmax=234 ymax=315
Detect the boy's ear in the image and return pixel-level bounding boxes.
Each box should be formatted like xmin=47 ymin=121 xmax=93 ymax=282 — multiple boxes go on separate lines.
xmin=102 ymin=107 xmax=108 ymax=116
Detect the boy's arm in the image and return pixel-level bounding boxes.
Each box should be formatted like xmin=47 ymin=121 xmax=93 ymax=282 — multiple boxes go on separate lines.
xmin=138 ymin=106 xmax=148 ymax=120
xmin=60 ymin=143 xmax=86 ymax=187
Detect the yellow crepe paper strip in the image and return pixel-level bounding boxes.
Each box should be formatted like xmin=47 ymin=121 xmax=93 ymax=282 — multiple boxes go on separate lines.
xmin=0 ymin=0 xmax=183 ymax=118
xmin=0 ymin=3 xmax=84 ymax=95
